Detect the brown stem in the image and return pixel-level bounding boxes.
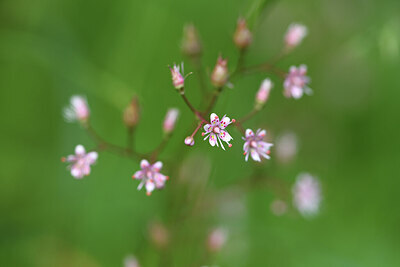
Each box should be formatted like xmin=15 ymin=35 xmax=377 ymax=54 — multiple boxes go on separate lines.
xmin=204 ymin=87 xmax=223 ymax=115
xmin=180 ymin=91 xmax=208 ymax=122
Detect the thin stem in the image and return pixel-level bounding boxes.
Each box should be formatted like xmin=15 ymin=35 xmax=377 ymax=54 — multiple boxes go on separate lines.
xmin=150 ymin=134 xmax=171 ymax=162
xmin=180 ymin=91 xmax=208 ymax=122
xmin=127 ymin=126 xmax=135 ymax=152
xmin=238 ymin=108 xmax=259 ymax=124
xmin=204 ymin=87 xmax=223 ymax=114
xmin=233 ymin=121 xmax=246 ymax=135
xmin=190 ymin=121 xmax=204 ymax=138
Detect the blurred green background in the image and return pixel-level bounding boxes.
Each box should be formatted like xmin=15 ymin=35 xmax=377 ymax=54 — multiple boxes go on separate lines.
xmin=1 ymin=0 xmax=400 ymax=266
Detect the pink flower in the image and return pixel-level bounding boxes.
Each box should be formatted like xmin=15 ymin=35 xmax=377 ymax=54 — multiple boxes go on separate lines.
xmin=292 ymin=173 xmax=321 ymax=217
xmin=132 ymin=160 xmax=169 ymax=196
xmin=283 ymin=65 xmax=312 ymax=99
xmin=62 ymin=145 xmax=98 ymax=179
xmin=255 ymin=78 xmax=273 ymax=109
xmin=285 ymin=23 xmax=307 ymax=48
xmin=124 ymin=255 xmax=140 ymax=267
xmin=63 ymin=95 xmax=90 ymax=123
xmin=276 ymin=132 xmax=298 ymax=164
xmin=207 ymin=228 xmax=228 ymax=252
xmin=202 ymin=113 xmax=234 ymax=150
xmin=184 ymin=136 xmax=195 ymax=146
xmin=211 ymin=56 xmax=229 ymax=88
xmin=243 ymin=129 xmax=273 ymax=162
xmin=163 ymin=108 xmax=179 ymax=134
xmin=169 ymin=63 xmax=185 ymax=90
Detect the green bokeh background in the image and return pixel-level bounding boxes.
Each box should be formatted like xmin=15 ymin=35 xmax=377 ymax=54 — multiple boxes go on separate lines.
xmin=1 ymin=0 xmax=400 ymax=266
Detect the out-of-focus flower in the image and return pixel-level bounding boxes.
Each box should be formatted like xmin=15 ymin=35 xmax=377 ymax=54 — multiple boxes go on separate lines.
xmin=148 ymin=221 xmax=169 ymax=249
xmin=181 ymin=23 xmax=202 ymax=57
xmin=202 ymin=113 xmax=234 ymax=150
xmin=123 ymin=96 xmax=140 ymax=128
xmin=292 ymin=173 xmax=321 ymax=217
xmin=63 ymin=95 xmax=90 ymax=123
xmin=242 ymin=129 xmax=273 ymax=162
xmin=207 ymin=228 xmax=228 ymax=253
xmin=124 ymin=255 xmax=140 ymax=267
xmin=169 ymin=63 xmax=185 ymax=90
xmin=233 ymin=18 xmax=252 ymax=49
xmin=163 ymin=108 xmax=179 ymax=134
xmin=285 ymin=23 xmax=307 ymax=49
xmin=211 ymin=56 xmax=229 ymax=88
xmin=62 ymin=145 xmax=98 ymax=179
xmin=184 ymin=136 xmax=195 ymax=146
xmin=270 ymin=199 xmax=287 ymax=216
xmin=283 ymin=65 xmax=312 ymax=99
xmin=276 ymin=132 xmax=298 ymax=164
xmin=132 ymin=160 xmax=169 ymax=196
xmin=255 ymin=78 xmax=273 ymax=110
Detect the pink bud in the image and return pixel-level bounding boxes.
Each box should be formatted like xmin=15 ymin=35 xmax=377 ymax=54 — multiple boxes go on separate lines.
xmin=207 ymin=228 xmax=228 ymax=252
xmin=184 ymin=136 xmax=195 ymax=146
xmin=123 ymin=96 xmax=140 ymax=127
xmin=148 ymin=222 xmax=169 ymax=249
xmin=285 ymin=23 xmax=307 ymax=49
xmin=163 ymin=108 xmax=179 ymax=134
xmin=63 ymin=95 xmax=90 ymax=123
xmin=233 ymin=18 xmax=252 ymax=49
xmin=255 ymin=78 xmax=273 ymax=109
xmin=169 ymin=63 xmax=185 ymax=89
xmin=181 ymin=23 xmax=202 ymax=57
xmin=211 ymin=56 xmax=228 ymax=88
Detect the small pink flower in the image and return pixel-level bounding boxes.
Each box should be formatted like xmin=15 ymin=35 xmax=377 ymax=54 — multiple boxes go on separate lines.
xmin=285 ymin=23 xmax=307 ymax=48
xmin=292 ymin=173 xmax=321 ymax=217
xmin=184 ymin=136 xmax=195 ymax=146
xmin=169 ymin=63 xmax=185 ymax=89
xmin=62 ymin=145 xmax=98 ymax=179
xmin=243 ymin=129 xmax=273 ymax=162
xmin=255 ymin=78 xmax=273 ymax=108
xmin=63 ymin=95 xmax=90 ymax=123
xmin=276 ymin=132 xmax=298 ymax=164
xmin=163 ymin=108 xmax=179 ymax=134
xmin=207 ymin=228 xmax=228 ymax=252
xmin=211 ymin=56 xmax=229 ymax=88
xmin=284 ymin=65 xmax=312 ymax=99
xmin=132 ymin=160 xmax=169 ymax=196
xmin=202 ymin=113 xmax=234 ymax=150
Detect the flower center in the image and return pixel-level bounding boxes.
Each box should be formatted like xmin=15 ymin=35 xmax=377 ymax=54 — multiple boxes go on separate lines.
xmin=250 ymin=141 xmax=258 ymax=148
xmin=213 ymin=127 xmax=220 ymax=134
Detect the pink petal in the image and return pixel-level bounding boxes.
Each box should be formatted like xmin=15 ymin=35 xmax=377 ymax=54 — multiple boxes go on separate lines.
xmin=82 ymin=164 xmax=91 ymax=176
xmin=152 ymin=161 xmax=163 ymax=171
xmin=140 ymin=159 xmax=150 ymax=169
xmin=257 ymin=129 xmax=266 ymax=138
xmin=86 ymin=152 xmax=98 ymax=164
xmin=250 ymin=149 xmax=261 ymax=162
xmin=218 ymin=130 xmax=232 ymax=142
xmin=133 ymin=170 xmax=144 ymax=179
xmin=71 ymin=165 xmax=84 ymax=178
xmin=75 ymin=145 xmax=86 ymax=156
xmin=204 ymin=124 xmax=212 ymax=132
xmin=245 ymin=129 xmax=254 ymax=138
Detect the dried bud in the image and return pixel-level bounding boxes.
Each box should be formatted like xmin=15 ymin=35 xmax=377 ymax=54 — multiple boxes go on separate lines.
xmin=123 ymin=96 xmax=140 ymax=127
xmin=63 ymin=95 xmax=90 ymax=124
xmin=207 ymin=228 xmax=228 ymax=252
xmin=169 ymin=63 xmax=185 ymax=90
xmin=211 ymin=56 xmax=228 ymax=88
xmin=285 ymin=23 xmax=307 ymax=49
xmin=181 ymin=23 xmax=202 ymax=57
xmin=148 ymin=222 xmax=169 ymax=249
xmin=233 ymin=18 xmax=252 ymax=49
xmin=255 ymin=78 xmax=273 ymax=109
xmin=184 ymin=136 xmax=195 ymax=146
xmin=163 ymin=108 xmax=179 ymax=134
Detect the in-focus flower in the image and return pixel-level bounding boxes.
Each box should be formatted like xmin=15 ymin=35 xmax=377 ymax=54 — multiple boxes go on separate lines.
xmin=292 ymin=173 xmax=321 ymax=217
xmin=211 ymin=56 xmax=229 ymax=88
xmin=285 ymin=23 xmax=307 ymax=49
xmin=202 ymin=113 xmax=234 ymax=150
xmin=63 ymin=95 xmax=90 ymax=123
xmin=132 ymin=160 xmax=169 ymax=196
xmin=283 ymin=65 xmax=312 ymax=99
xmin=276 ymin=132 xmax=298 ymax=164
xmin=169 ymin=63 xmax=185 ymax=90
xmin=207 ymin=228 xmax=228 ymax=253
xmin=233 ymin=18 xmax=252 ymax=49
xmin=184 ymin=136 xmax=195 ymax=146
xmin=123 ymin=96 xmax=140 ymax=128
xmin=62 ymin=145 xmax=98 ymax=179
xmin=124 ymin=255 xmax=140 ymax=267
xmin=181 ymin=23 xmax=202 ymax=57
xmin=255 ymin=78 xmax=273 ymax=109
xmin=242 ymin=129 xmax=273 ymax=162
xmin=163 ymin=108 xmax=179 ymax=134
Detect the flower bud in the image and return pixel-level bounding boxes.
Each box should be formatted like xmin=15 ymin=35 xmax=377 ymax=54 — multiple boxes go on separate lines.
xmin=63 ymin=95 xmax=90 ymax=124
xmin=207 ymin=228 xmax=228 ymax=253
xmin=169 ymin=63 xmax=185 ymax=90
xmin=233 ymin=18 xmax=252 ymax=49
xmin=184 ymin=136 xmax=195 ymax=146
xmin=181 ymin=23 xmax=202 ymax=57
xmin=148 ymin=221 xmax=169 ymax=249
xmin=123 ymin=96 xmax=140 ymax=128
xmin=255 ymin=78 xmax=273 ymax=110
xmin=285 ymin=23 xmax=307 ymax=49
xmin=163 ymin=108 xmax=179 ymax=134
xmin=211 ymin=56 xmax=228 ymax=88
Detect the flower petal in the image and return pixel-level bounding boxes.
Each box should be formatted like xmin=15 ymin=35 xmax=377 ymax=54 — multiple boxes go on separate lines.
xmin=245 ymin=129 xmax=254 ymax=138
xmin=86 ymin=152 xmax=98 ymax=164
xmin=133 ymin=170 xmax=144 ymax=179
xmin=152 ymin=161 xmax=163 ymax=171
xmin=75 ymin=145 xmax=86 ymax=156
xmin=203 ymin=124 xmax=212 ymax=132
xmin=219 ymin=115 xmax=231 ymax=129
xmin=146 ymin=180 xmax=156 ymax=194
xmin=71 ymin=165 xmax=84 ymax=178
xmin=140 ymin=159 xmax=150 ymax=169
xmin=209 ymin=133 xmax=217 ymax=146
xmin=257 ymin=129 xmax=266 ymax=138
xmin=218 ymin=130 xmax=232 ymax=142
xmin=250 ymin=149 xmax=261 ymax=162
xmin=210 ymin=113 xmax=219 ymax=125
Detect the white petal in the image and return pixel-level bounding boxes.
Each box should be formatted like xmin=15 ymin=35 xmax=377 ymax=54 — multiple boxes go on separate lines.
xmin=140 ymin=159 xmax=150 ymax=169
xmin=75 ymin=145 xmax=86 ymax=156
xmin=203 ymin=124 xmax=212 ymax=132
xmin=210 ymin=113 xmax=219 ymax=125
xmin=133 ymin=170 xmax=144 ymax=179
xmin=146 ymin=180 xmax=156 ymax=193
xmin=152 ymin=161 xmax=163 ymax=171
xmin=291 ymin=86 xmax=303 ymax=99
xmin=245 ymin=129 xmax=254 ymax=138
xmin=71 ymin=165 xmax=84 ymax=178
xmin=218 ymin=130 xmax=232 ymax=142
xmin=250 ymin=149 xmax=261 ymax=162
xmin=257 ymin=129 xmax=266 ymax=138
xmin=209 ymin=133 xmax=217 ymax=147
xmin=86 ymin=152 xmax=98 ymax=164
xmin=219 ymin=115 xmax=231 ymax=129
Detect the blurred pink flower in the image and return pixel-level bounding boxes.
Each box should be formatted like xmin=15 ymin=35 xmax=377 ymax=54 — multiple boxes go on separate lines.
xmin=163 ymin=108 xmax=179 ymax=134
xmin=169 ymin=63 xmax=185 ymax=89
xmin=285 ymin=23 xmax=307 ymax=48
xmin=124 ymin=255 xmax=140 ymax=267
xmin=284 ymin=65 xmax=312 ymax=99
xmin=276 ymin=132 xmax=298 ymax=164
xmin=184 ymin=136 xmax=195 ymax=146
xmin=133 ymin=160 xmax=169 ymax=196
xmin=202 ymin=113 xmax=234 ymax=150
xmin=255 ymin=78 xmax=273 ymax=108
xmin=62 ymin=145 xmax=98 ymax=179
xmin=242 ymin=129 xmax=273 ymax=162
xmin=211 ymin=56 xmax=229 ymax=87
xmin=207 ymin=228 xmax=228 ymax=252
xmin=292 ymin=173 xmax=322 ymax=217
xmin=63 ymin=95 xmax=90 ymax=123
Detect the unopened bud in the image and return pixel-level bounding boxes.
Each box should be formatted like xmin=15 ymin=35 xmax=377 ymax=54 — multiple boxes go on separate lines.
xmin=169 ymin=63 xmax=185 ymax=90
xmin=211 ymin=56 xmax=228 ymax=88
xmin=148 ymin=222 xmax=169 ymax=249
xmin=163 ymin=108 xmax=179 ymax=134
xmin=285 ymin=23 xmax=307 ymax=49
xmin=181 ymin=23 xmax=202 ymax=57
xmin=123 ymin=96 xmax=140 ymax=127
xmin=207 ymin=228 xmax=228 ymax=252
xmin=233 ymin=18 xmax=252 ymax=49
xmin=255 ymin=78 xmax=273 ymax=109
xmin=184 ymin=136 xmax=195 ymax=146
